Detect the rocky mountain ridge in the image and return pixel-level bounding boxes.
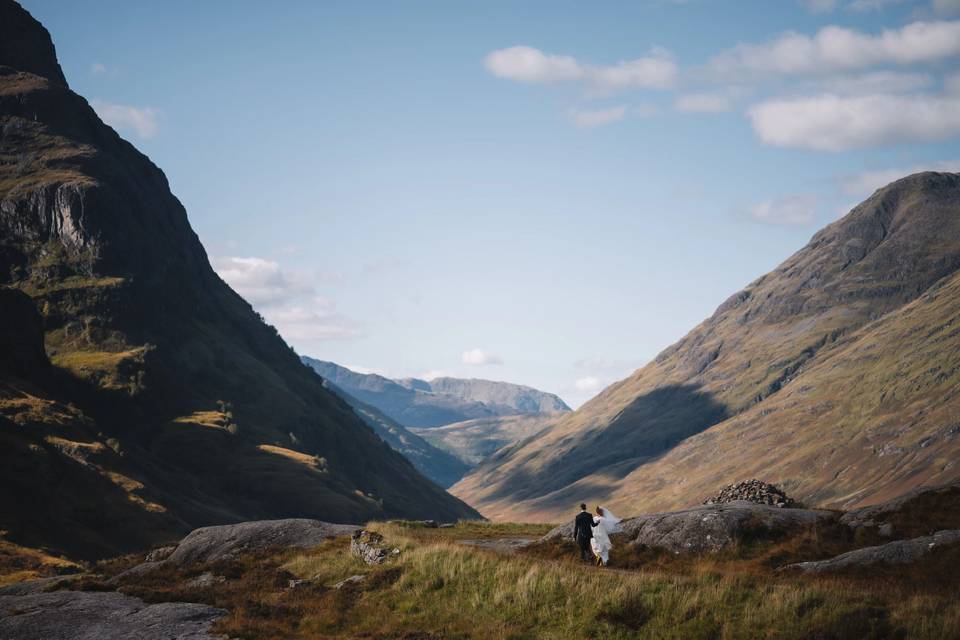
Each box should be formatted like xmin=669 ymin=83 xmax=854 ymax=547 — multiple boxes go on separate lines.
xmin=453 ymin=171 xmax=960 ymax=521
xmin=302 ymin=358 xmax=569 ymax=428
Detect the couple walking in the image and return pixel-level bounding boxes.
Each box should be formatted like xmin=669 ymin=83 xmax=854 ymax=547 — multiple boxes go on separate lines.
xmin=573 ymin=503 xmax=621 ymax=566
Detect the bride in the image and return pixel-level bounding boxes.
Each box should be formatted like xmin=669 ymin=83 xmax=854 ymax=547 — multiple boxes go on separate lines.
xmin=590 ymin=506 xmax=621 ymax=566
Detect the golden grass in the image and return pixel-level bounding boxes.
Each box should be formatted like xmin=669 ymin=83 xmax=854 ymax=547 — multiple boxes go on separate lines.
xmin=0 ymin=539 xmax=82 ymax=586
xmin=172 ymin=411 xmax=230 ymax=430
xmin=257 ymin=445 xmax=322 ymax=470
xmin=71 ymin=519 xmax=960 ymax=639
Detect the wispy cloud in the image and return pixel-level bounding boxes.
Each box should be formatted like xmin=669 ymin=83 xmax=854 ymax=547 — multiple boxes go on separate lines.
xmin=214 ymin=256 xmax=360 ymax=344
xmin=485 ymin=45 xmax=677 ymax=91
xmin=674 ymin=92 xmax=731 ymax=112
xmin=461 ymin=348 xmax=503 ymax=366
xmin=747 ymin=195 xmax=818 ymax=225
xmin=90 ymin=62 xmax=108 ymax=75
xmin=568 ymin=105 xmax=628 ymax=128
xmin=91 ymin=100 xmax=160 ymax=139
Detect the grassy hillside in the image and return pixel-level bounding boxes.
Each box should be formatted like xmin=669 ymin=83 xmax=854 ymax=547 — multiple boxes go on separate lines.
xmin=412 ymin=413 xmax=563 ymax=466
xmin=453 ymin=172 xmax=960 ymax=521
xmin=56 ymin=520 xmax=960 ymax=640
xmin=0 ymin=1 xmax=476 ymax=561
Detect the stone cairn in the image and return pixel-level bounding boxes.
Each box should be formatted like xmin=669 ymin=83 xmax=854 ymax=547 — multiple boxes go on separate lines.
xmin=703 ymin=479 xmax=797 ymax=508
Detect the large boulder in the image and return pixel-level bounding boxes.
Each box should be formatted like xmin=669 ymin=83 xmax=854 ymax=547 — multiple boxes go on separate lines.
xmin=840 ymin=482 xmax=960 ymax=539
xmin=542 ymin=502 xmax=837 ymax=553
xmin=0 ymin=591 xmax=224 ymax=640
xmin=165 ymin=519 xmax=360 ymax=566
xmin=782 ymin=529 xmax=960 ymax=574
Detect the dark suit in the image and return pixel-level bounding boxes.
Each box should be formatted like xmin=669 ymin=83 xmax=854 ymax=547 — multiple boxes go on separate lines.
xmin=573 ymin=510 xmax=596 ymax=561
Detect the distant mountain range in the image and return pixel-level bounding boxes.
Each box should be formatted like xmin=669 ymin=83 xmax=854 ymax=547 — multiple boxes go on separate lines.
xmin=301 ymin=359 xmax=570 ymax=485
xmin=453 ymin=172 xmax=960 ymax=522
xmin=0 ymin=2 xmax=476 ymax=561
xmin=302 ymin=358 xmax=569 ymax=428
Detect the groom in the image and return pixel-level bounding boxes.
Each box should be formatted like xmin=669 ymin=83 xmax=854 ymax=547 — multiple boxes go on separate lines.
xmin=573 ymin=503 xmax=596 ymax=562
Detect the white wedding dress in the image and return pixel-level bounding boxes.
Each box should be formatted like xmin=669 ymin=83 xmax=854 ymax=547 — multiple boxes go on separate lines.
xmin=590 ymin=507 xmax=621 ymax=565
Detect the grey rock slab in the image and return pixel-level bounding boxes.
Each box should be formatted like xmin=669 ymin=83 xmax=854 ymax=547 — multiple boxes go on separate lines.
xmin=0 ymin=575 xmax=86 ymax=596
xmin=166 ymin=519 xmax=360 ymax=567
xmin=782 ymin=529 xmax=960 ymax=574
xmin=542 ymin=502 xmax=837 ymax=553
xmin=0 ymin=590 xmax=225 ymax=639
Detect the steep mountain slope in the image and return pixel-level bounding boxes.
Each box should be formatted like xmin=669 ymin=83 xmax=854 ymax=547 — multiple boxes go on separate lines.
xmin=411 ymin=414 xmax=563 ymax=466
xmin=0 ymin=1 xmax=477 ymax=560
xmin=319 ymin=379 xmax=471 ymax=487
xmin=302 ymin=358 xmax=569 ymax=428
xmin=453 ymin=172 xmax=960 ymax=521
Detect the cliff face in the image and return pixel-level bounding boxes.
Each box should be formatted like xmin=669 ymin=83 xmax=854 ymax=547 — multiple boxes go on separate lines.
xmin=453 ymin=172 xmax=960 ymax=521
xmin=0 ymin=0 xmax=476 ymax=560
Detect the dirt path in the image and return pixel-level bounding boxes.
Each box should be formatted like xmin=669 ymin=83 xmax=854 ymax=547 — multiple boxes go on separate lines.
xmin=456 ymin=536 xmax=539 ymax=554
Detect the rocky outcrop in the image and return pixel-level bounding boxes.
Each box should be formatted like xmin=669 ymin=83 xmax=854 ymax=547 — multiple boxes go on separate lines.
xmin=542 ymin=502 xmax=836 ymax=553
xmin=782 ymin=530 xmax=960 ymax=574
xmin=703 ymin=479 xmax=797 ymax=508
xmin=840 ymin=482 xmax=960 ymax=539
xmin=0 ymin=591 xmax=224 ymax=640
xmin=166 ymin=519 xmax=359 ymax=567
xmin=351 ymin=530 xmax=399 ymax=565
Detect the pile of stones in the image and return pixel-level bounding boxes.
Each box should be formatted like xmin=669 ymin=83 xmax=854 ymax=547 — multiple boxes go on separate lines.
xmin=703 ymin=479 xmax=797 ymax=508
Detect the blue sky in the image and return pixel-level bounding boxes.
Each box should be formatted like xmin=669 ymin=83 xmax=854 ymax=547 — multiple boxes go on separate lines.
xmin=22 ymin=0 xmax=960 ymax=406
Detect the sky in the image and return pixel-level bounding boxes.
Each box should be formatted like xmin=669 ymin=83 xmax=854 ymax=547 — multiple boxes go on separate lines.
xmin=22 ymin=0 xmax=960 ymax=407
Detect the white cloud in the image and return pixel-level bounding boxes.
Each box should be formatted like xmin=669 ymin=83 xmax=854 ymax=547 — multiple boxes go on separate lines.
xmin=674 ymin=93 xmax=731 ymax=112
xmin=568 ymin=105 xmax=627 ymax=128
xmin=933 ymin=0 xmax=960 ymax=15
xmin=485 ymin=45 xmax=677 ymax=91
xmin=801 ymin=0 xmax=839 ymax=13
xmin=574 ymin=376 xmax=604 ymax=392
xmin=91 ymin=100 xmax=160 ymax=139
xmin=460 ymin=348 xmax=503 ymax=366
xmin=90 ymin=62 xmax=108 ymax=75
xmin=261 ymin=303 xmax=363 ymax=342
xmin=840 ymin=159 xmax=960 ymax=194
xmin=213 ymin=256 xmax=313 ymax=307
xmin=811 ymin=70 xmax=933 ymax=95
xmin=748 ymin=93 xmax=960 ymax=151
xmin=848 ymin=0 xmax=906 ymax=11
xmin=748 ymin=196 xmax=818 ymax=225
xmin=709 ymin=20 xmax=960 ymax=78
xmin=214 ymin=256 xmax=360 ymax=345
xmin=946 ymin=72 xmax=960 ymax=94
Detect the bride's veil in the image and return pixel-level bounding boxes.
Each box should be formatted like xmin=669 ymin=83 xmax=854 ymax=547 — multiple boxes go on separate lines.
xmin=599 ymin=506 xmax=622 ymax=533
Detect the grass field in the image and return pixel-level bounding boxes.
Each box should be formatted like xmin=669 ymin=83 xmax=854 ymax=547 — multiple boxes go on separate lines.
xmin=53 ymin=520 xmax=957 ymax=640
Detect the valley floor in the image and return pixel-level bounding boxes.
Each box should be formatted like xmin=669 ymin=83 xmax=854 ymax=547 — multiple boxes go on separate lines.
xmin=4 ymin=521 xmax=958 ymax=639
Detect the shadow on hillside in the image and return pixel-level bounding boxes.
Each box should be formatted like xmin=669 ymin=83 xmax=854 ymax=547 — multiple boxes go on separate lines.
xmin=478 ymin=384 xmax=729 ymax=505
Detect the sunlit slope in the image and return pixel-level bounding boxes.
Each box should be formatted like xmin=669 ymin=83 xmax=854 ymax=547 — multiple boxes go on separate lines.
xmin=453 ymin=172 xmax=960 ymax=521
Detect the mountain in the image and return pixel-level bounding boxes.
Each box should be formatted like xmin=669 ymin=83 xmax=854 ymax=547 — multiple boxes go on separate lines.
xmin=453 ymin=172 xmax=960 ymax=521
xmin=301 ymin=358 xmax=570 ymax=428
xmin=0 ymin=1 xmax=477 ymax=561
xmin=318 ymin=379 xmax=471 ymax=487
xmin=411 ymin=414 xmax=563 ymax=466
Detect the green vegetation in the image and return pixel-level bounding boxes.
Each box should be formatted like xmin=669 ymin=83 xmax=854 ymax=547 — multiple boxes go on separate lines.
xmin=66 ymin=522 xmax=959 ymax=640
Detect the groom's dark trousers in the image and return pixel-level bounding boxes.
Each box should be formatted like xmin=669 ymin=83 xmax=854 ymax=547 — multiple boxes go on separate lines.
xmin=573 ymin=511 xmax=595 ymax=561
